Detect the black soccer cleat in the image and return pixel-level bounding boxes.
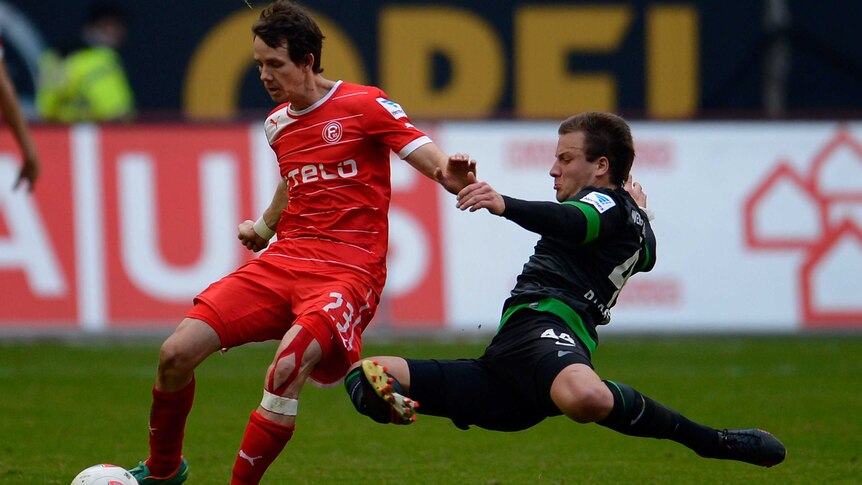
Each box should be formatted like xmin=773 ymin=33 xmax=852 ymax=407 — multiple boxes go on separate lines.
xmin=700 ymin=429 xmax=786 ymax=467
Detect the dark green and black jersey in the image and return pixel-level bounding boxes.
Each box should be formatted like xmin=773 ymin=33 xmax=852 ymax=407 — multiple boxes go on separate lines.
xmin=497 ymin=186 xmax=656 ymax=353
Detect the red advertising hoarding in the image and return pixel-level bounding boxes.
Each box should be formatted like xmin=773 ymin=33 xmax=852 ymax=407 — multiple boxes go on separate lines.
xmin=0 ymin=124 xmax=443 ymax=331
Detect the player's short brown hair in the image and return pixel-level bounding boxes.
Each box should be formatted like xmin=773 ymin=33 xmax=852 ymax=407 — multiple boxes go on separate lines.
xmin=253 ymin=0 xmax=324 ymax=73
xmin=559 ymin=112 xmax=634 ymax=187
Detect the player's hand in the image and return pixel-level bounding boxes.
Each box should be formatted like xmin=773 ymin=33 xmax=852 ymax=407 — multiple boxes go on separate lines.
xmin=13 ymin=155 xmax=40 ymax=192
xmin=435 ymin=152 xmax=477 ymax=195
xmin=624 ymin=175 xmax=647 ymax=208
xmin=456 ymin=172 xmax=505 ymax=215
xmin=237 ymin=219 xmax=270 ymax=252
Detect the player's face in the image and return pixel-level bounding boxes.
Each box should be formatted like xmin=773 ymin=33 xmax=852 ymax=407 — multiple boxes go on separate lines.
xmin=253 ymin=36 xmax=307 ymax=104
xmin=550 ymin=131 xmax=603 ymax=202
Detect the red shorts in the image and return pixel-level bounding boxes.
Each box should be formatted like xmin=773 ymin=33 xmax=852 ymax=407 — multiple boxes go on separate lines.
xmin=187 ymin=254 xmax=381 ymax=386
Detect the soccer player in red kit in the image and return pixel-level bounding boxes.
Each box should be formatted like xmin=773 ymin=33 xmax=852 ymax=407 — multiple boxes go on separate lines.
xmin=128 ymin=2 xmax=475 ymax=484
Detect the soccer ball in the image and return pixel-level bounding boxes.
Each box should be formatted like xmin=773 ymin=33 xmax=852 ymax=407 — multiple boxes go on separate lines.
xmin=70 ymin=464 xmax=138 ymax=485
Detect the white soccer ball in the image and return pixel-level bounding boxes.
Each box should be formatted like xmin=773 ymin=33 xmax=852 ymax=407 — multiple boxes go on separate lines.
xmin=70 ymin=464 xmax=139 ymax=485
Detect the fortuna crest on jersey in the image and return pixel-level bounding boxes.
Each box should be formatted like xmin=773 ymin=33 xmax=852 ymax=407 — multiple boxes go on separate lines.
xmin=580 ymin=191 xmax=616 ymax=213
xmin=376 ymin=97 xmax=407 ymax=119
xmin=322 ymin=120 xmax=343 ymax=143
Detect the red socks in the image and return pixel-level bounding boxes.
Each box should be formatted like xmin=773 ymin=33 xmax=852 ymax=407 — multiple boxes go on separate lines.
xmin=230 ymin=410 xmax=295 ymax=485
xmin=145 ymin=382 xmax=293 ymax=484
xmin=145 ymin=379 xmax=195 ymax=477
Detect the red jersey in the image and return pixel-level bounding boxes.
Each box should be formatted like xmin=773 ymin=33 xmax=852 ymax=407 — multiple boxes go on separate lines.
xmin=262 ymin=81 xmax=431 ymax=290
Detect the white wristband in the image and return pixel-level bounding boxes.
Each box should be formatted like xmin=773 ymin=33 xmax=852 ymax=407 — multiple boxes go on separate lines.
xmin=640 ymin=206 xmax=656 ymax=221
xmin=253 ymin=217 xmax=275 ymax=240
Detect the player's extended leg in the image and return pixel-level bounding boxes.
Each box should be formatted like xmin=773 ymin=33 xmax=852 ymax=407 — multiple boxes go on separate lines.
xmin=130 ymin=318 xmax=222 ymax=484
xmin=600 ymin=379 xmax=786 ymax=466
xmin=345 ymin=357 xmax=417 ymax=424
xmin=230 ymin=324 xmax=323 ymax=485
xmin=348 ymin=357 xmax=545 ymax=432
xmin=551 ymin=364 xmax=786 ymax=467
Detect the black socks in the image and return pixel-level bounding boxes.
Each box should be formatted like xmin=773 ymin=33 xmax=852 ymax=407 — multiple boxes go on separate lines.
xmin=599 ymin=380 xmax=719 ymax=456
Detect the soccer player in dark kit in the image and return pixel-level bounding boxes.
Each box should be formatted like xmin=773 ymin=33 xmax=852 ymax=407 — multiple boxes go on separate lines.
xmin=346 ymin=111 xmax=786 ymax=468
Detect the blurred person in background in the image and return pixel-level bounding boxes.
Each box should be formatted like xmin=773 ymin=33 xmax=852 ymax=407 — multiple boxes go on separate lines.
xmin=346 ymin=112 xmax=787 ymax=469
xmin=125 ymin=1 xmax=473 ymax=484
xmin=0 ymin=26 xmax=40 ymax=191
xmin=36 ymin=1 xmax=133 ymax=122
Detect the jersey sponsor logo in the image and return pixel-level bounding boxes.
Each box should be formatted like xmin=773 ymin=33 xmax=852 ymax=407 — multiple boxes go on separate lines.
xmin=581 ymin=191 xmax=616 ymax=213
xmin=376 ymin=97 xmax=407 ymax=119
xmin=322 ymin=120 xmax=343 ymax=144
xmin=285 ymin=159 xmax=358 ymax=187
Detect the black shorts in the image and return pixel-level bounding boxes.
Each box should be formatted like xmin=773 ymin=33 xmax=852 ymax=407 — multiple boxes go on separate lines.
xmin=406 ymin=309 xmax=593 ymax=432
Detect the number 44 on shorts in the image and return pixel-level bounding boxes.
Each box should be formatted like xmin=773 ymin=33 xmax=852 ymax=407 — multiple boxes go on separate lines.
xmin=541 ymin=329 xmax=577 ymax=347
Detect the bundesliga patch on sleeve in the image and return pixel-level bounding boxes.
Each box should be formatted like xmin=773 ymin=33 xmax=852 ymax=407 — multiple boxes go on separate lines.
xmin=580 ymin=191 xmax=616 ymax=213
xmin=376 ymin=97 xmax=407 ymax=119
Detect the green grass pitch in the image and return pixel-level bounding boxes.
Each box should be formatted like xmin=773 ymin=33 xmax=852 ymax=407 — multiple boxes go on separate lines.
xmin=1 ymin=335 xmax=860 ymax=484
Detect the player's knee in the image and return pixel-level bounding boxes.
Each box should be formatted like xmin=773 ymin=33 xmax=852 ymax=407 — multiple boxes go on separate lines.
xmin=265 ymin=350 xmax=308 ymax=397
xmin=266 ymin=329 xmax=320 ymax=395
xmin=157 ymin=338 xmax=196 ymax=382
xmin=554 ymin=383 xmax=614 ymax=423
xmin=267 ymin=356 xmax=300 ymax=393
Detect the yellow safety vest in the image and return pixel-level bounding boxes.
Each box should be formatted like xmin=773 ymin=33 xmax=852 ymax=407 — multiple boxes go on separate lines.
xmin=37 ymin=46 xmax=134 ymax=122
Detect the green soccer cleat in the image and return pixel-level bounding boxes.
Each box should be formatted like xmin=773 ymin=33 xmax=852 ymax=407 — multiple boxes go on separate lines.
xmin=700 ymin=429 xmax=786 ymax=467
xmin=128 ymin=457 xmax=189 ymax=485
xmin=361 ymin=359 xmax=419 ymax=424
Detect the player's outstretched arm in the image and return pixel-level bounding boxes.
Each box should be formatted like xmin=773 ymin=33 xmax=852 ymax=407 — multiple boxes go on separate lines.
xmin=404 ymin=143 xmax=476 ymax=195
xmin=238 ymin=178 xmax=287 ymax=252
xmin=455 ymin=172 xmax=505 ymax=215
xmin=0 ymin=61 xmax=40 ymax=192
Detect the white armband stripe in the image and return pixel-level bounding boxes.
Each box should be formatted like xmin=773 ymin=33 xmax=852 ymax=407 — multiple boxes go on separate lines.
xmin=398 ymin=136 xmax=432 ymax=159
